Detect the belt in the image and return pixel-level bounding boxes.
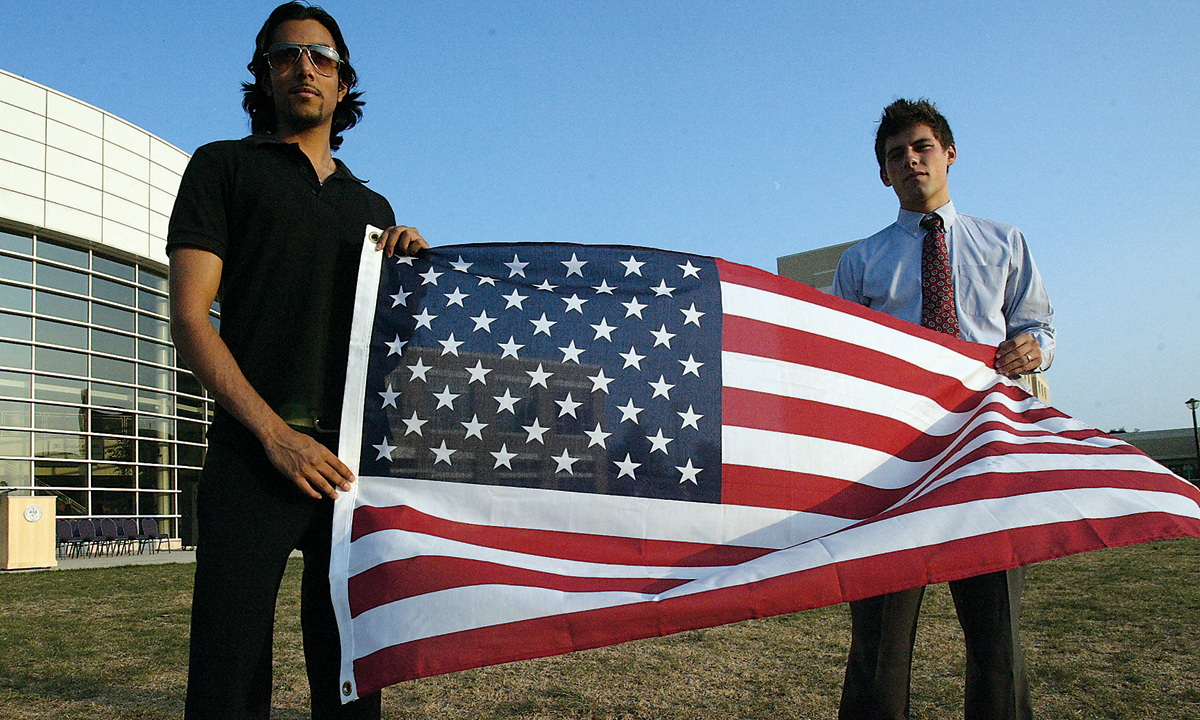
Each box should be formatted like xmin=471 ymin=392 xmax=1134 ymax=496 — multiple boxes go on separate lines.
xmin=278 ymin=406 xmax=340 ymax=435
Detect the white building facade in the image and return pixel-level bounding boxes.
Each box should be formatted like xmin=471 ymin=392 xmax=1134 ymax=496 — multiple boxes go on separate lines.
xmin=0 ymin=69 xmax=213 ymax=540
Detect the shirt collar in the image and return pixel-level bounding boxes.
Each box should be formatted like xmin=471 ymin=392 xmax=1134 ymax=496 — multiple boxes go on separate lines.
xmin=897 ymin=200 xmax=956 ymax=238
xmin=243 ymin=134 xmax=367 ymax=184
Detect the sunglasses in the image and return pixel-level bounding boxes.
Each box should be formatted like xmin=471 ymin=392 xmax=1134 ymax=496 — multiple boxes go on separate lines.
xmin=264 ymin=42 xmax=342 ymax=77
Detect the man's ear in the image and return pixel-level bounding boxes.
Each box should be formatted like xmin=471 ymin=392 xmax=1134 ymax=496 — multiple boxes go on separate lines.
xmin=946 ymin=143 xmax=957 ymax=168
xmin=338 ymin=80 xmax=348 ymax=103
xmin=880 ymin=165 xmax=892 ymax=187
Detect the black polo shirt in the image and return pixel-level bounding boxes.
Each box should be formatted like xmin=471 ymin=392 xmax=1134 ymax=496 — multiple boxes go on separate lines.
xmin=167 ymin=135 xmax=396 ymax=443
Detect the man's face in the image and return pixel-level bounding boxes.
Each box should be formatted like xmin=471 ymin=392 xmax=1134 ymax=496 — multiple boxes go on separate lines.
xmin=264 ymin=19 xmax=347 ymax=137
xmin=880 ymin=124 xmax=956 ymax=213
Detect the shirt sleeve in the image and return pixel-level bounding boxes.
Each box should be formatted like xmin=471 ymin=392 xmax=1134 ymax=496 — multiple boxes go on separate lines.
xmin=1002 ymin=228 xmax=1056 ymax=370
xmin=831 ymin=242 xmax=865 ymax=304
xmin=166 ymin=143 xmax=231 ymax=259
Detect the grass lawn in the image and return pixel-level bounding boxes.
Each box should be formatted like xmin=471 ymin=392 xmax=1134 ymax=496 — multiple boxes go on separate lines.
xmin=0 ymin=538 xmax=1197 ymax=719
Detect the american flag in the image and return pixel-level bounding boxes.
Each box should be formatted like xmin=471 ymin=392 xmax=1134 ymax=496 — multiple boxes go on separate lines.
xmin=330 ymin=232 xmax=1200 ymax=701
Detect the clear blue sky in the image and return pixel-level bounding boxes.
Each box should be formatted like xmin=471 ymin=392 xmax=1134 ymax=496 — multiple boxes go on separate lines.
xmin=3 ymin=0 xmax=1197 ymax=433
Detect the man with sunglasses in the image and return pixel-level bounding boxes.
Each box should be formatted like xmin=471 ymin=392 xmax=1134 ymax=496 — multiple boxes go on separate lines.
xmin=167 ymin=3 xmax=427 ymax=718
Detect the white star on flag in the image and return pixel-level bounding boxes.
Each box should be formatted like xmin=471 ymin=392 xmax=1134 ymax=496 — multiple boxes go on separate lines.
xmin=373 ymin=437 xmax=396 ymax=461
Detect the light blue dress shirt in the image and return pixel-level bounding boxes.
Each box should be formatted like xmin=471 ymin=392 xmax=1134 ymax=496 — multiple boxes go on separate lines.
xmin=831 ymin=201 xmax=1055 ymax=370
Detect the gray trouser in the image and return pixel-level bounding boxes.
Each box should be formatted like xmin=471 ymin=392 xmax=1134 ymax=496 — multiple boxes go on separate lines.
xmin=839 ymin=568 xmax=1032 ymax=720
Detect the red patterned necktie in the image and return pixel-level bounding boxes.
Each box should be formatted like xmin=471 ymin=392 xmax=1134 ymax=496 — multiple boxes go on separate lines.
xmin=920 ymin=212 xmax=960 ymax=337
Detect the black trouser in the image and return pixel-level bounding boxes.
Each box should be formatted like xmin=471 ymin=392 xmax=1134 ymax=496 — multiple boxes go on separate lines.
xmin=839 ymin=569 xmax=1032 ymax=720
xmin=185 ymin=438 xmax=381 ymax=720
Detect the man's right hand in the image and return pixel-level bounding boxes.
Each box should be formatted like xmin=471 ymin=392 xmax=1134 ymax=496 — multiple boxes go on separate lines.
xmin=261 ymin=425 xmax=356 ymax=500
xmin=374 ymin=225 xmax=428 ymax=258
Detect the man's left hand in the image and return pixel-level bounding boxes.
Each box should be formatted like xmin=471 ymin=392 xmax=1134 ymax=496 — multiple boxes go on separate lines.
xmin=994 ymin=332 xmax=1041 ymax=377
xmin=374 ymin=225 xmax=428 ymax=257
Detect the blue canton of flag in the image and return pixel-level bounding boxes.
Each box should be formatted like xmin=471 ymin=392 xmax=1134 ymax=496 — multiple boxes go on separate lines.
xmin=357 ymin=244 xmax=723 ymax=503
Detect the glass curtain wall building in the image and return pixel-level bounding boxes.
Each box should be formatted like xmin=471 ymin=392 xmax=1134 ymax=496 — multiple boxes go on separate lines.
xmin=0 ymin=69 xmax=213 ymax=540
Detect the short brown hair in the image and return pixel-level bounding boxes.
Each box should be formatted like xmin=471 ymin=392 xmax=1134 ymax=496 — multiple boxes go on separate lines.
xmin=874 ymin=98 xmax=954 ymax=169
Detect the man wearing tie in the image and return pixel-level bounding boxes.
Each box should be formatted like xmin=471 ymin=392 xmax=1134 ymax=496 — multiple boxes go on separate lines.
xmin=831 ymin=98 xmax=1055 ymax=720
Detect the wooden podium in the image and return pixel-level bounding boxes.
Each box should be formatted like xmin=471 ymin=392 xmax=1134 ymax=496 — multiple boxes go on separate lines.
xmin=0 ymin=495 xmax=57 ymax=570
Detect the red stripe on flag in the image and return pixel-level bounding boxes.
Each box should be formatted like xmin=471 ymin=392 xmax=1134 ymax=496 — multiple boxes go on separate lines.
xmin=722 ymin=316 xmax=979 ymax=411
xmin=715 ymin=258 xmax=996 ymax=366
xmin=349 ymin=512 xmax=1200 ymax=694
xmin=348 ymin=556 xmax=691 ymax=618
xmin=351 ymin=504 xmax=775 ymax=566
xmin=720 ymin=463 xmax=874 ymax=514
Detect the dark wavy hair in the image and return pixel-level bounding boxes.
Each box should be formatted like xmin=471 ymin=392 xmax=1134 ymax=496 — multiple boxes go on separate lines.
xmin=874 ymin=98 xmax=954 ymax=169
xmin=241 ymin=2 xmax=364 ymax=150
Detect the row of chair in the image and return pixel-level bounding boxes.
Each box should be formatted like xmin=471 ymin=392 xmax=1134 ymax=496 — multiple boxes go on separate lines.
xmin=56 ymin=518 xmax=172 ymax=558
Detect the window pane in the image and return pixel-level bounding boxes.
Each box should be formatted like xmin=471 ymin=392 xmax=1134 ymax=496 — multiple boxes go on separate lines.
xmin=34 ymin=404 xmax=84 ymax=431
xmin=0 ymin=430 xmax=30 ymax=456
xmin=92 ymin=435 xmax=134 ymax=462
xmin=0 ymin=400 xmax=30 ymax=426
xmin=0 ymin=371 xmax=31 ymax=398
xmin=35 ymin=432 xmax=85 ymax=460
xmin=90 ymin=408 xmax=135 ymax=436
xmin=138 ymin=389 xmax=173 ymax=415
xmin=34 ymin=376 xmax=87 ymax=403
xmin=0 ymin=283 xmax=31 ymax=312
xmin=0 ymin=312 xmax=31 ymax=340
xmin=92 ymin=329 xmax=135 ymax=357
xmin=36 ymin=291 xmax=88 ymax=322
xmin=177 ymin=394 xmax=207 ymax=420
xmin=0 ymin=341 xmax=31 ymax=369
xmin=177 ymin=371 xmax=204 ymax=397
xmin=35 ymin=347 xmax=87 ymax=377
xmin=35 ymin=460 xmax=86 ymax=488
xmin=0 ymin=231 xmax=34 ymax=255
xmin=36 ymin=240 xmax=88 ymax=268
xmin=138 ymin=365 xmax=173 ymax=391
xmin=93 ymin=276 xmax=136 ymax=306
xmin=93 ymin=254 xmax=135 ymax=281
xmin=178 ymin=420 xmax=206 ymax=444
xmin=138 ymin=267 xmax=168 ymax=292
xmin=139 ymin=416 xmax=174 ymax=440
xmin=178 ymin=443 xmax=205 ymax=467
xmin=94 ymin=488 xmax=136 ymax=514
xmin=138 ymin=289 xmax=169 ymax=316
xmin=138 ymin=314 xmax=170 ymax=341
xmin=36 ymin=319 xmax=87 ymax=349
xmin=0 ymin=255 xmax=33 ymax=283
xmin=138 ymin=439 xmax=173 ymax=465
xmin=0 ymin=459 xmax=31 ymax=489
xmin=138 ymin=339 xmax=172 ymax=366
xmin=36 ymin=263 xmax=88 ymax=295
xmin=90 ymin=382 xmax=135 ymax=410
xmin=54 ymin=490 xmax=88 ymax=516
xmin=93 ymin=303 xmax=135 ymax=332
xmin=138 ymin=489 xmax=174 ymax=517
xmin=93 ymin=356 xmax=136 ymax=384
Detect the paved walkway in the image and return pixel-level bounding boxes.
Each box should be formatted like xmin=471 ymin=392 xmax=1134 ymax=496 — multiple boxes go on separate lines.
xmin=54 ymin=548 xmax=197 ymax=570
xmin=16 ymin=546 xmax=300 ymax=572
xmin=3 ymin=548 xmax=197 ymax=572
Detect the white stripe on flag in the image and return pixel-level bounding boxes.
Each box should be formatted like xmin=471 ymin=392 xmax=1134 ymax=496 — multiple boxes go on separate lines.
xmin=720 ymin=281 xmax=998 ymax=391
xmin=354 ymin=476 xmax=850 ymax=549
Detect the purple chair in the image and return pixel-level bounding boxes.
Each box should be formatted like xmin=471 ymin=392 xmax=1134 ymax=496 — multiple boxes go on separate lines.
xmin=75 ymin=519 xmax=104 ymax=557
xmin=140 ymin=518 xmax=170 ymax=553
xmin=98 ymin=518 xmax=124 ymax=556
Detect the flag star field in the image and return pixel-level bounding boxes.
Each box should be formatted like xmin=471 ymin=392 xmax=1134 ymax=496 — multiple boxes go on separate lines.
xmin=358 ymin=244 xmax=723 ymax=504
